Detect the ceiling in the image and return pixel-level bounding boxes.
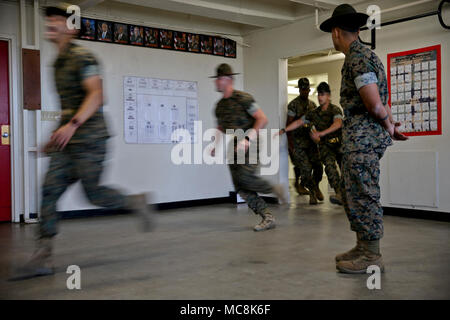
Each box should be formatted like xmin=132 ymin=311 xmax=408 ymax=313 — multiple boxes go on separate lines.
xmin=64 ymin=0 xmax=443 ymax=36
xmin=71 ymin=0 xmax=367 ymax=35
xmin=287 ymin=0 xmax=442 ymax=69
xmin=288 ymin=48 xmax=343 ymax=68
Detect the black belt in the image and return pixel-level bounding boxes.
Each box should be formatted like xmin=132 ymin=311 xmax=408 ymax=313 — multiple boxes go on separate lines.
xmin=346 ymin=107 xmax=367 ymax=116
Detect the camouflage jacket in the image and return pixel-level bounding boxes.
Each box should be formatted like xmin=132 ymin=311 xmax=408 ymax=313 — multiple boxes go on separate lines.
xmin=54 ymin=42 xmax=109 ymax=144
xmin=287 ymin=96 xmax=316 ymax=148
xmin=304 ymin=103 xmax=343 ymax=143
xmin=215 ymin=90 xmax=259 ymax=132
xmin=340 ymin=40 xmax=392 ymax=153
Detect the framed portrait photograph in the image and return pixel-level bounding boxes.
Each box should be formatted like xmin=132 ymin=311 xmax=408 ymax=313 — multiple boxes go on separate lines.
xmin=80 ymin=18 xmax=96 ymax=40
xmin=200 ymin=35 xmax=213 ymax=54
xmin=113 ymin=23 xmax=129 ymax=44
xmin=96 ymin=20 xmax=113 ymax=42
xmin=129 ymin=25 xmax=144 ymax=46
xmin=174 ymin=31 xmax=187 ymax=51
xmin=213 ymin=37 xmax=224 ymax=56
xmin=144 ymin=27 xmax=159 ymax=48
xmin=224 ymin=38 xmax=236 ymax=58
xmin=187 ymin=33 xmax=200 ymax=53
xmin=159 ymin=29 xmax=173 ymax=49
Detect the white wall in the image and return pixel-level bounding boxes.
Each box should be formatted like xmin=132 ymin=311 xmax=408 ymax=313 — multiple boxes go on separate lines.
xmin=41 ymin=8 xmax=244 ymax=211
xmin=3 ymin=0 xmax=449 ymax=215
xmin=244 ymin=1 xmax=450 ymax=213
xmin=2 ymin=0 xmax=245 ymax=214
xmin=41 ymin=40 xmax=244 ymax=211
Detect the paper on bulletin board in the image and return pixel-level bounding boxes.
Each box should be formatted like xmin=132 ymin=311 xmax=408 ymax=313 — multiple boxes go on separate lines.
xmin=123 ymin=76 xmax=198 ymax=143
xmin=387 ymin=45 xmax=441 ymax=136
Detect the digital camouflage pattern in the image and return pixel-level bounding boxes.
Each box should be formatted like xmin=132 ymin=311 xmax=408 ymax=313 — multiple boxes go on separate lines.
xmin=216 ymin=90 xmax=261 ymax=165
xmin=304 ymin=103 xmax=343 ymax=141
xmin=215 ymin=90 xmax=258 ymax=131
xmin=229 ymin=163 xmax=273 ymax=216
xmin=340 ymin=39 xmax=392 ymax=240
xmin=54 ymin=42 xmax=109 ymax=143
xmin=318 ymin=143 xmax=342 ymax=192
xmin=287 ymin=96 xmax=317 ymax=149
xmin=39 ymin=42 xmax=125 ymax=239
xmin=39 ymin=140 xmax=127 ymax=238
xmin=287 ymin=96 xmax=322 ymax=191
xmin=340 ymin=40 xmax=392 ymax=153
xmin=304 ymin=103 xmax=343 ymax=191
xmin=215 ymin=90 xmax=274 ymax=217
xmin=290 ymin=144 xmax=321 ymax=193
xmin=340 ymin=151 xmax=385 ymax=241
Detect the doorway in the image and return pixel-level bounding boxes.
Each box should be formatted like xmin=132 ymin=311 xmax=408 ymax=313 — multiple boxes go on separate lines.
xmin=285 ymin=48 xmax=345 ymax=197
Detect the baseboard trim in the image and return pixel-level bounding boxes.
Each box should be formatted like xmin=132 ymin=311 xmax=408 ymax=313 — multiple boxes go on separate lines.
xmin=20 ymin=200 xmax=448 ymax=223
xmin=42 ymin=193 xmax=278 ymax=220
xmin=156 ymin=196 xmax=232 ymax=210
xmin=383 ymin=206 xmax=450 ymax=222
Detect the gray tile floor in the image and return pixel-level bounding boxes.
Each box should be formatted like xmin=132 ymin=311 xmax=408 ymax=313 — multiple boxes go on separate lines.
xmin=1 ymin=182 xmax=449 ymax=299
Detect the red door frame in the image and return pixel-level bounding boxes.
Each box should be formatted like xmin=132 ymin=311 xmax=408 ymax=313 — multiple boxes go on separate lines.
xmin=0 ymin=40 xmax=11 ymax=222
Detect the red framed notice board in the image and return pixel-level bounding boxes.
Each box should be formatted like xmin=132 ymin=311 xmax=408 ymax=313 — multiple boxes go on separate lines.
xmin=387 ymin=45 xmax=441 ymax=136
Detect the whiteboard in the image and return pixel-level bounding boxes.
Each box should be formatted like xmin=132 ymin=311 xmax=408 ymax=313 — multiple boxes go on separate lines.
xmin=123 ymin=76 xmax=198 ymax=143
xmin=387 ymin=151 xmax=439 ymax=208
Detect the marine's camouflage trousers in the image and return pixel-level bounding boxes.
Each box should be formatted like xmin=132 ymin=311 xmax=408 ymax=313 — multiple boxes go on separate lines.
xmin=318 ymin=143 xmax=342 ymax=192
xmin=289 ymin=152 xmax=323 ymax=186
xmin=340 ymin=148 xmax=386 ymax=241
xmin=39 ymin=139 xmax=127 ymax=238
xmin=290 ymin=145 xmax=322 ymax=192
xmin=229 ymin=163 xmax=274 ymax=216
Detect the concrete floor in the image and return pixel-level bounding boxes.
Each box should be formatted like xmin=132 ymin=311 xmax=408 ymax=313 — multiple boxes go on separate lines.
xmin=1 ymin=182 xmax=449 ymax=300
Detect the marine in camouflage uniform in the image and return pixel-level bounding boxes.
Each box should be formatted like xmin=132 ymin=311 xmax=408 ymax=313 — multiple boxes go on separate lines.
xmin=38 ymin=42 xmax=125 ymax=239
xmin=320 ymin=4 xmax=407 ymax=274
xmin=303 ymin=82 xmax=344 ymax=205
xmin=286 ymin=78 xmax=323 ymax=204
xmin=338 ymin=39 xmax=393 ymax=243
xmin=212 ymin=64 xmax=286 ymax=232
xmin=18 ymin=5 xmax=150 ymax=279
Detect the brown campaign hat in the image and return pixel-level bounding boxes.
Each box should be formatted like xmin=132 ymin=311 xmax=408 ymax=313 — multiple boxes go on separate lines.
xmin=209 ymin=63 xmax=240 ymax=78
xmin=297 ymin=77 xmax=310 ymax=89
xmin=319 ymin=4 xmax=369 ymax=33
xmin=44 ymin=3 xmax=73 ymax=18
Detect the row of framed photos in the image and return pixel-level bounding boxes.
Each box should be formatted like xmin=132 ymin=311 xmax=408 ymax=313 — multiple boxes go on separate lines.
xmin=78 ymin=17 xmax=237 ymax=58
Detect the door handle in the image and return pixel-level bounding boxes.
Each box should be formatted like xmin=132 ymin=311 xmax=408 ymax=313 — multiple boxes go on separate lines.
xmin=1 ymin=125 xmax=10 ymax=145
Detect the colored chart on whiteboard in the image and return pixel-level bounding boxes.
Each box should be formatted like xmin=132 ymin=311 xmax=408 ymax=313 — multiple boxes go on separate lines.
xmin=387 ymin=45 xmax=441 ymax=136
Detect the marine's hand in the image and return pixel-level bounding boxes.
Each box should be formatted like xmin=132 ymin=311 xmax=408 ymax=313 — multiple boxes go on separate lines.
xmin=393 ymin=122 xmax=409 ymax=141
xmin=310 ymin=131 xmax=321 ymax=144
xmin=41 ymin=140 xmax=57 ymax=154
xmin=50 ymin=123 xmax=77 ymax=151
xmin=273 ymin=129 xmax=284 ymax=138
xmin=236 ymin=138 xmax=249 ymax=152
xmin=386 ymin=121 xmax=395 ymax=138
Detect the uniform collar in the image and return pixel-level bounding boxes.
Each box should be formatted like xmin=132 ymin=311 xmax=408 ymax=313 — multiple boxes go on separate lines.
xmin=57 ymin=41 xmax=76 ymax=60
xmin=349 ymin=39 xmax=361 ymax=54
xmin=226 ymin=90 xmax=239 ymax=100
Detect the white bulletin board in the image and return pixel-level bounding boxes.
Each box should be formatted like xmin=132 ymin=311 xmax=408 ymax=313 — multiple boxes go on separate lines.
xmin=123 ymin=76 xmax=198 ymax=143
